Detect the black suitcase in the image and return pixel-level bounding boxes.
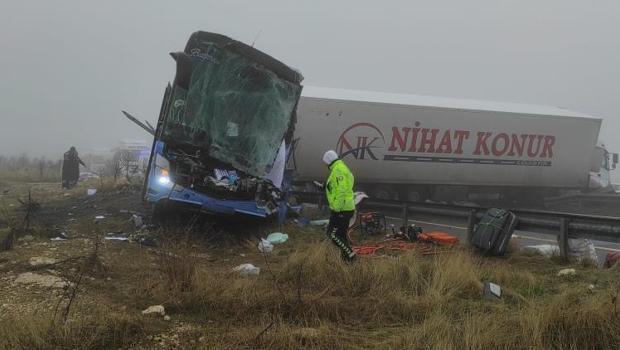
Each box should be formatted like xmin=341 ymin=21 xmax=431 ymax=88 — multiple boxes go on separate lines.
xmin=469 ymin=208 xmax=518 ymax=256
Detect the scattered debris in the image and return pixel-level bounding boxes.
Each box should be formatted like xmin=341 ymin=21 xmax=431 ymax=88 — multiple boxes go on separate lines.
xmin=104 ymin=235 xmax=129 ymax=241
xmin=557 ymin=268 xmax=576 ymax=277
xmin=29 ymin=256 xmax=57 ymax=266
xmin=310 ymin=219 xmax=329 ymax=227
xmin=131 ymin=233 xmax=157 ymax=247
xmin=164 ymin=315 xmax=171 ymax=321
xmin=257 ymin=239 xmax=273 ymax=254
xmin=142 ymin=305 xmax=166 ymax=317
xmin=266 ymin=232 xmax=288 ymax=244
xmin=522 ymin=244 xmax=560 ymax=257
xmin=588 ymin=284 xmax=595 ymax=293
xmin=94 ymin=215 xmax=105 ymax=220
xmin=233 ymin=263 xmax=260 ymax=276
xmin=50 ymin=232 xmax=69 ymax=241
xmin=568 ymin=238 xmax=597 ymax=263
xmin=15 ymin=272 xmax=69 ymax=288
xmin=483 ymin=282 xmax=502 ymax=300
xmin=130 ymin=214 xmax=143 ymax=228
xmin=87 ymin=188 xmax=97 ymax=196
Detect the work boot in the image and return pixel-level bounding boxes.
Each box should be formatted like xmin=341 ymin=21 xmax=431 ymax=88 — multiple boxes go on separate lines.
xmin=341 ymin=250 xmax=357 ymax=263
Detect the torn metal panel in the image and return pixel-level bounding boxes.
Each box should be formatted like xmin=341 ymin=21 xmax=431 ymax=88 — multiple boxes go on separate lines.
xmin=122 ymin=111 xmax=155 ymax=136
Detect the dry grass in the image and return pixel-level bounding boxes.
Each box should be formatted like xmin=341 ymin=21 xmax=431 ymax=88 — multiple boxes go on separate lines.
xmin=2 ymin=236 xmax=619 ymax=349
xmin=149 ymin=241 xmax=620 ymax=349
xmin=1 ymin=180 xmax=619 ymax=349
xmin=0 ymin=306 xmax=145 ymax=350
xmin=0 ymin=169 xmax=60 ymax=184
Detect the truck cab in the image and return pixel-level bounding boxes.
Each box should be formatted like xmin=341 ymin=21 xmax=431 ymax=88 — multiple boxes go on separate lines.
xmin=589 ymin=143 xmax=618 ymax=191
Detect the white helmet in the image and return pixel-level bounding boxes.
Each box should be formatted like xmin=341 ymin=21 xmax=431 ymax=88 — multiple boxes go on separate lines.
xmin=322 ymin=150 xmax=339 ymax=165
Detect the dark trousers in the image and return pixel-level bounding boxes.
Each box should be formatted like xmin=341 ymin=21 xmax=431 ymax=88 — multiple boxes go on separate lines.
xmin=326 ymin=211 xmax=356 ymax=260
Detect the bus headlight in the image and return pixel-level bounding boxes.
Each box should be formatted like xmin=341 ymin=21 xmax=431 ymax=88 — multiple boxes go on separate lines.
xmin=154 ymin=154 xmax=173 ymax=187
xmin=157 ymin=169 xmax=171 ymax=185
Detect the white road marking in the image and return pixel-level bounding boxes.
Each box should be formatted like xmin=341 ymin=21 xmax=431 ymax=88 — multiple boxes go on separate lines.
xmin=386 ymin=216 xmax=620 ymax=253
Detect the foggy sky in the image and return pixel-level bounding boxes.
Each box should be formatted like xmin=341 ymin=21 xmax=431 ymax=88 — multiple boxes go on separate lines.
xmin=1 ymin=1 xmax=619 ymax=167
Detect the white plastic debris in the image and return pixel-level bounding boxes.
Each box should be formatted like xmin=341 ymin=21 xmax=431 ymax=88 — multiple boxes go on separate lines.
xmin=105 ymin=236 xmax=129 ymax=241
xmin=310 ymin=219 xmax=330 ymax=227
xmin=258 ymin=239 xmax=273 ymax=254
xmin=266 ymin=232 xmax=289 ymax=244
xmin=233 ymin=263 xmax=260 ymax=276
xmin=568 ymin=238 xmax=597 ymax=263
xmin=142 ymin=305 xmax=166 ymax=316
xmin=95 ymin=215 xmax=105 ymax=220
xmin=353 ymin=191 xmax=369 ymax=205
xmin=51 ymin=232 xmax=69 ymax=241
xmin=87 ymin=188 xmax=97 ymax=196
xmin=557 ymin=268 xmax=576 ymax=277
xmin=522 ymin=245 xmax=560 ymax=257
xmin=483 ymin=282 xmax=502 ymax=299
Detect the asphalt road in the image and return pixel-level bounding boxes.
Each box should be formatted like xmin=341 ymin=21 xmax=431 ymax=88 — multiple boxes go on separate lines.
xmin=369 ymin=210 xmax=620 ymax=266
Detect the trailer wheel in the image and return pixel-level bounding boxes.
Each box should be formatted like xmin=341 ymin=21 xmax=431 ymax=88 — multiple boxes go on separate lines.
xmin=402 ymin=186 xmax=430 ymax=202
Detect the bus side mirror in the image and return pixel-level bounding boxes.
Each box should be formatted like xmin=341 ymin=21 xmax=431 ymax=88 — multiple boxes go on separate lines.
xmin=613 ymin=153 xmax=618 ymax=169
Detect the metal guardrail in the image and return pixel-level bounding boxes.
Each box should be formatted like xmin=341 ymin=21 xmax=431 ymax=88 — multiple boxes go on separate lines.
xmin=294 ymin=191 xmax=620 ymax=260
xmin=544 ymin=192 xmax=620 ymax=206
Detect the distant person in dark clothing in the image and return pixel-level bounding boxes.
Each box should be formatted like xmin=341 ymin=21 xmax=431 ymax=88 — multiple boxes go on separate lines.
xmin=61 ymin=146 xmax=85 ymax=189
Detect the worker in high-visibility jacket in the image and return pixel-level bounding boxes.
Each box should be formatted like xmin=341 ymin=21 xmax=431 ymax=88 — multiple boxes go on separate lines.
xmin=322 ymin=150 xmax=357 ymax=261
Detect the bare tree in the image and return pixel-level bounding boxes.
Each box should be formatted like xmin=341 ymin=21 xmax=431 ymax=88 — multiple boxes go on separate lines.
xmin=38 ymin=158 xmax=46 ymax=180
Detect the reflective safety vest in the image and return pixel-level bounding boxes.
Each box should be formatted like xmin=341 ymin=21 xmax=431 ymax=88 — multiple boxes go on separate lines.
xmin=326 ymin=159 xmax=355 ymax=212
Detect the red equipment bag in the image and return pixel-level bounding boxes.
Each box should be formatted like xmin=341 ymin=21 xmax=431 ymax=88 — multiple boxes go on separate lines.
xmin=418 ymin=231 xmax=460 ymax=246
xmin=604 ymin=252 xmax=620 ymax=268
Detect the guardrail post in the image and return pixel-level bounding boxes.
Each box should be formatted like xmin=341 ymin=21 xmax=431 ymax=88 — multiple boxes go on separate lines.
xmin=466 ymin=209 xmax=476 ymax=244
xmin=402 ymin=202 xmax=408 ymax=228
xmin=559 ymin=218 xmax=569 ymax=262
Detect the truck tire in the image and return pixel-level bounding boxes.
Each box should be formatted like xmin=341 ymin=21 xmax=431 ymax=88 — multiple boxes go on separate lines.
xmin=369 ymin=186 xmax=398 ymax=200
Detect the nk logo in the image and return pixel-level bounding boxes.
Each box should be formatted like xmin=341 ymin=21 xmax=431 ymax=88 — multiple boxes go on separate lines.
xmin=336 ymin=123 xmax=386 ymax=160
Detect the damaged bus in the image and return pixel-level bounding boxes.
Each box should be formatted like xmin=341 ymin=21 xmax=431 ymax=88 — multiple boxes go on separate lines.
xmin=130 ymin=31 xmax=303 ymax=217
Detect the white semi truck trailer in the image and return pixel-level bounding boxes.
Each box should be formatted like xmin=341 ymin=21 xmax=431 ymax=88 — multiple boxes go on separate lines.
xmin=292 ymin=87 xmax=618 ymax=203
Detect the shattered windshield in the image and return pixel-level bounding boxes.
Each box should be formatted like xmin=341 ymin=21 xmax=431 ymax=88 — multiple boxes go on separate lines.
xmin=163 ymin=44 xmax=302 ymax=177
